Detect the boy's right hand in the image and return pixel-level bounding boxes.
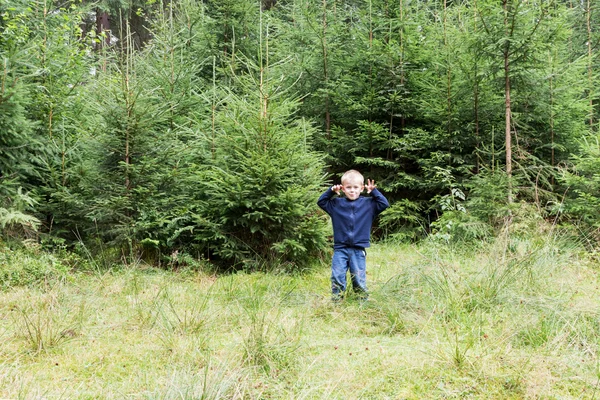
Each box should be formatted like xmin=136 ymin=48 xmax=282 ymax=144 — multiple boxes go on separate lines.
xmin=332 ymin=184 xmax=343 ymax=195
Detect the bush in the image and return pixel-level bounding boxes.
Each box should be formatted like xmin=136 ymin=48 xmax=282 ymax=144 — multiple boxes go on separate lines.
xmin=430 ymin=210 xmax=493 ymax=244
xmin=0 ymin=246 xmax=70 ymax=289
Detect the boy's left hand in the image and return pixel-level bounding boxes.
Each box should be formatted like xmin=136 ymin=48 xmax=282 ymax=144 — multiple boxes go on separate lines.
xmin=366 ymin=179 xmax=377 ymax=193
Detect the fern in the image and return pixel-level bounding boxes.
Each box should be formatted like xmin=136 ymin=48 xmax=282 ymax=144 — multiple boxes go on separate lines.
xmin=0 ymin=208 xmax=40 ymax=230
xmin=0 ymin=188 xmax=40 ymax=236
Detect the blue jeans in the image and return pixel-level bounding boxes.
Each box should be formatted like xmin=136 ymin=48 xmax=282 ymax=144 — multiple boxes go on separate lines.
xmin=331 ymin=247 xmax=367 ymax=298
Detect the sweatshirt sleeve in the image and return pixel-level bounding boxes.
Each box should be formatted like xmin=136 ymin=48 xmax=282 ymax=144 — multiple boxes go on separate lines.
xmin=317 ymin=188 xmax=336 ymax=214
xmin=370 ymin=188 xmax=390 ymax=215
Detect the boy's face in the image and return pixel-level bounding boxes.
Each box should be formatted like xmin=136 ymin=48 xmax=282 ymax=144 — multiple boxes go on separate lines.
xmin=342 ymin=179 xmax=364 ymax=200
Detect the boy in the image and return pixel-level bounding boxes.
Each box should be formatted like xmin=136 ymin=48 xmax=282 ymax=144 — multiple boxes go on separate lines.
xmin=317 ymin=170 xmax=389 ymax=300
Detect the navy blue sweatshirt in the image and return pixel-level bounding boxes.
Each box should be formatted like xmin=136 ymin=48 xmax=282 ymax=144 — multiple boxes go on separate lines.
xmin=317 ymin=188 xmax=390 ymax=249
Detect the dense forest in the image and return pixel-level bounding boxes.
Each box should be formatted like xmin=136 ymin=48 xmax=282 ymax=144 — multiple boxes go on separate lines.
xmin=1 ymin=0 xmax=599 ymax=269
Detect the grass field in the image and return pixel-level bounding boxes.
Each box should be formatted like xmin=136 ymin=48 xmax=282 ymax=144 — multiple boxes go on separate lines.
xmin=1 ymin=231 xmax=599 ymax=398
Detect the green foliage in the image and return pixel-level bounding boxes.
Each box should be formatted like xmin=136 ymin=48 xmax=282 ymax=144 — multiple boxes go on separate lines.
xmin=379 ymin=198 xmax=424 ymax=242
xmin=0 ymin=246 xmax=70 ymax=289
xmin=0 ymin=0 xmax=598 ymax=264
xmin=203 ymin=0 xmax=259 ymax=69
xmin=0 ymin=188 xmax=40 ymax=239
xmin=184 ymin=85 xmax=328 ymax=270
xmin=0 ymin=0 xmax=96 ymax=244
xmin=0 ymin=72 xmax=37 ymax=195
xmin=0 ymin=1 xmax=39 ymax=199
xmin=69 ymin=15 xmax=206 ymax=252
xmin=0 ymin=208 xmax=39 ymax=233
xmin=562 ymin=134 xmax=600 ymax=229
xmin=430 ymin=170 xmax=559 ymax=244
xmin=464 ymin=170 xmax=512 ymax=226
xmin=26 ymin=2 xmax=95 ymax=236
xmin=430 ymin=211 xmax=493 ymax=245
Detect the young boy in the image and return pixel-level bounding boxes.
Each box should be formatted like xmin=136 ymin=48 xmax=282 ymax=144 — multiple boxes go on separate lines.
xmin=317 ymin=170 xmax=389 ymax=300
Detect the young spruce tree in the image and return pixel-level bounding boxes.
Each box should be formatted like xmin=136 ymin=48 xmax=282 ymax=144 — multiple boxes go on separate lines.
xmin=182 ymin=8 xmax=329 ymax=271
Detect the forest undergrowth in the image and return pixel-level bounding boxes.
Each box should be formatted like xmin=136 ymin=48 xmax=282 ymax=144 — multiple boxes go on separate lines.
xmin=1 ymin=225 xmax=599 ymax=399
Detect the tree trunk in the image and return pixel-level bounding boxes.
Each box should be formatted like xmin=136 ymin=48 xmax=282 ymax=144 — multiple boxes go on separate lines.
xmin=368 ymin=0 xmax=374 ymax=167
xmin=503 ymin=0 xmax=512 ymax=203
xmin=473 ymin=1 xmax=480 ymax=174
xmin=96 ymin=9 xmax=111 ymax=47
xmin=322 ymin=0 xmax=331 ymax=137
xmin=443 ymin=0 xmax=452 ymax=164
xmin=587 ymin=0 xmax=594 ymax=128
xmin=549 ymin=50 xmax=555 ymax=186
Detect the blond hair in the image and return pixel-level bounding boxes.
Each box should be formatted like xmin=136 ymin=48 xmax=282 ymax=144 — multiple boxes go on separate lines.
xmin=341 ymin=169 xmax=364 ymax=185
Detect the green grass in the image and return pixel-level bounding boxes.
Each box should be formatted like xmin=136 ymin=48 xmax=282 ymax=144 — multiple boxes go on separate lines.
xmin=1 ymin=231 xmax=600 ymax=398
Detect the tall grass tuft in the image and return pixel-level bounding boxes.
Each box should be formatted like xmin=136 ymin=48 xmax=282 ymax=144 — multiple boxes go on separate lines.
xmin=238 ymin=279 xmax=303 ymax=377
xmin=13 ymin=288 xmax=86 ymax=354
xmin=145 ymin=361 xmax=245 ymax=399
xmin=516 ymin=312 xmax=561 ymax=349
xmin=153 ymin=284 xmax=214 ymax=360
